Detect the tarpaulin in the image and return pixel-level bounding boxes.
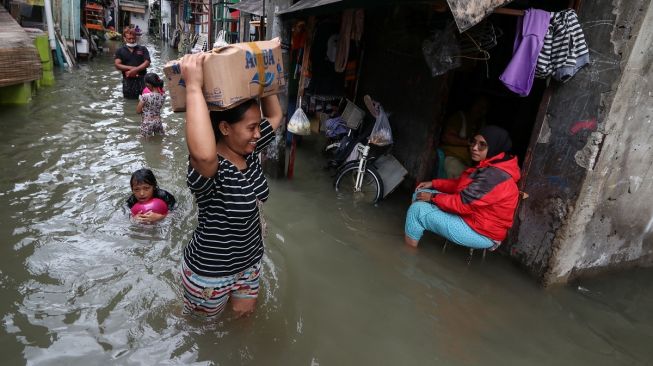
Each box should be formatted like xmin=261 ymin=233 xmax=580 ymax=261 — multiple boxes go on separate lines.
xmin=446 ymin=0 xmax=515 ymax=32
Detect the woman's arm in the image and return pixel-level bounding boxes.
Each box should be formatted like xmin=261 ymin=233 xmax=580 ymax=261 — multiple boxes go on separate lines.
xmin=181 ymin=53 xmax=219 ymax=178
xmin=261 ymin=94 xmax=283 ymax=130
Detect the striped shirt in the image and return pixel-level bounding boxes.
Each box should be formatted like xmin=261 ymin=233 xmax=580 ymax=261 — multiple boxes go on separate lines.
xmin=184 ymin=119 xmax=275 ymax=277
xmin=535 ymin=9 xmax=589 ymax=80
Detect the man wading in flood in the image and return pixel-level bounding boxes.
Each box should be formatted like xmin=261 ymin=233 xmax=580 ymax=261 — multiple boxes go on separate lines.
xmin=114 ymin=27 xmax=151 ymax=99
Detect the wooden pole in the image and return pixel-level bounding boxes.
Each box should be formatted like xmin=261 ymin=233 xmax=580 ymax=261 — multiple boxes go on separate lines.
xmin=260 ymin=0 xmax=266 ymax=40
xmin=287 ymin=134 xmax=297 ymax=179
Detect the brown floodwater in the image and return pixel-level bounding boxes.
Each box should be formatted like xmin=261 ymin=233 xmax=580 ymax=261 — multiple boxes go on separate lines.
xmin=0 ymin=38 xmax=651 ymax=366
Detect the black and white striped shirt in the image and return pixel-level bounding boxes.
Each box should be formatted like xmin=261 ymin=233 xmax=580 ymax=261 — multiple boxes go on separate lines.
xmin=535 ymin=9 xmax=589 ymax=80
xmin=184 ymin=119 xmax=275 ymax=277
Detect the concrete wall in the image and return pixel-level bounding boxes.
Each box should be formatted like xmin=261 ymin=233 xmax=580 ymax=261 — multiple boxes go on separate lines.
xmin=261 ymin=0 xmax=292 ymax=179
xmin=130 ymin=10 xmax=149 ymax=33
xmin=505 ymin=0 xmax=652 ymax=284
xmin=543 ymin=1 xmax=653 ymax=284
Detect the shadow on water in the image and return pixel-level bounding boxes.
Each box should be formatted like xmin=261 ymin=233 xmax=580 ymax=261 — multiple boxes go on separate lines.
xmin=0 ymin=38 xmax=652 ymax=365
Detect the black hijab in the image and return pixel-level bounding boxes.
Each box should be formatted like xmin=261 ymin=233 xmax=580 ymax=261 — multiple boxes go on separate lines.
xmin=478 ymin=125 xmax=512 ymax=159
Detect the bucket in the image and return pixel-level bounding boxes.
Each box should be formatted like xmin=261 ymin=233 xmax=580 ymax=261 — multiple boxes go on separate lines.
xmin=76 ymin=39 xmax=89 ymax=55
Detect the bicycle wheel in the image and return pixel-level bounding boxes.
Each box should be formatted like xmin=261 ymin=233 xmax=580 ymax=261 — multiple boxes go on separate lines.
xmin=334 ymin=164 xmax=384 ymax=204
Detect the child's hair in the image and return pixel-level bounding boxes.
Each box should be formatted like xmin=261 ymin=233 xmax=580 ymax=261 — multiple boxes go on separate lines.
xmin=209 ymin=98 xmax=259 ymax=140
xmin=144 ymin=73 xmax=164 ymax=88
xmin=130 ymin=168 xmax=158 ymax=188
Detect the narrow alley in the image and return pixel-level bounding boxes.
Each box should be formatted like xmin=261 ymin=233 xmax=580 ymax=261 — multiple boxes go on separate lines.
xmin=0 ymin=37 xmax=652 ymax=365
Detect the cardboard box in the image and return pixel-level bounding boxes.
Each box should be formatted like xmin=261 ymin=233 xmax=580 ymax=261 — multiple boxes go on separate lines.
xmin=163 ymin=38 xmax=285 ymax=112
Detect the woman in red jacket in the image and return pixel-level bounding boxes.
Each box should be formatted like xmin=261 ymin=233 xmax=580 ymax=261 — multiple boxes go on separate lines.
xmin=404 ymin=125 xmax=520 ymax=250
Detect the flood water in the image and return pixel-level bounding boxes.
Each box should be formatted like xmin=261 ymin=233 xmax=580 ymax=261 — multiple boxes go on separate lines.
xmin=1 ymin=38 xmax=652 ymax=366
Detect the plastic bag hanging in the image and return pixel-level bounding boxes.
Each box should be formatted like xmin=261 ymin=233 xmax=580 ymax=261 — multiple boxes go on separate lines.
xmin=287 ymin=98 xmax=311 ymax=136
xmin=422 ymin=22 xmax=461 ymax=77
xmin=368 ymin=106 xmax=393 ymax=146
xmin=213 ymin=30 xmax=229 ymax=49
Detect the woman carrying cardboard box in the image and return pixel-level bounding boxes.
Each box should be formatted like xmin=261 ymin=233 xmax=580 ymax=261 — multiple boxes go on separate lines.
xmin=179 ymin=53 xmax=283 ymax=319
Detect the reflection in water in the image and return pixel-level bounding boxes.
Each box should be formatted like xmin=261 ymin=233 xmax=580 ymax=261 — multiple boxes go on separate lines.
xmin=0 ymin=39 xmax=652 ymax=365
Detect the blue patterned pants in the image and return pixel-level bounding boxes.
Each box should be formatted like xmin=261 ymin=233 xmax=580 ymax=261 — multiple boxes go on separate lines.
xmin=405 ymin=189 xmax=493 ymax=249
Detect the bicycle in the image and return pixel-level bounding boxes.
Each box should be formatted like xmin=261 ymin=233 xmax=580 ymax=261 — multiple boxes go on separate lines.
xmin=333 ymin=141 xmax=385 ymax=204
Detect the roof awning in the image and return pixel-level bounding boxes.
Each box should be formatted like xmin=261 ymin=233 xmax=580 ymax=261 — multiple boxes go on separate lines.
xmin=229 ymin=0 xmax=265 ymax=16
xmin=276 ymin=0 xmax=343 ymax=16
xmin=276 ymin=0 xmax=516 ymax=32
xmin=22 ymin=0 xmax=45 ymax=6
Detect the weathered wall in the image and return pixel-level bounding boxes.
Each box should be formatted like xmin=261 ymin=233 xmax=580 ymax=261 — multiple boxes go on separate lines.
xmin=506 ymin=0 xmax=651 ymax=283
xmin=262 ymin=0 xmax=291 ymax=179
xmin=544 ymin=1 xmax=653 ymax=283
xmin=357 ymin=4 xmax=449 ymax=183
xmin=130 ymin=10 xmax=149 ymax=33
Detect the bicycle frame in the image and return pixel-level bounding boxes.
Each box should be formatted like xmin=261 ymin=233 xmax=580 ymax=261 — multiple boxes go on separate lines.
xmin=354 ymin=143 xmax=370 ymax=191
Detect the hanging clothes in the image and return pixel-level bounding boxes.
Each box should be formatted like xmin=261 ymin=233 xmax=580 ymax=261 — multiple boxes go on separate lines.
xmin=499 ymin=9 xmax=551 ymax=97
xmin=306 ymin=21 xmax=344 ymax=96
xmin=535 ymin=9 xmax=590 ymax=81
xmin=334 ymin=10 xmax=353 ymax=72
xmin=334 ymin=9 xmax=364 ymax=73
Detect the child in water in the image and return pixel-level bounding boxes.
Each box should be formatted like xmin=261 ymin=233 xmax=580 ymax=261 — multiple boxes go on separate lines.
xmin=136 ymin=73 xmax=166 ymax=137
xmin=127 ymin=168 xmax=176 ymax=223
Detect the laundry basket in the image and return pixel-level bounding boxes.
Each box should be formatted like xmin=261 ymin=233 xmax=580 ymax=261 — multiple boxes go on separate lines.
xmin=340 ymin=99 xmax=364 ymax=130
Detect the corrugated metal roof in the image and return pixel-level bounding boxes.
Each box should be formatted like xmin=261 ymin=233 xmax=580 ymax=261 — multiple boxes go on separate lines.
xmin=229 ymin=0 xmax=265 ymax=16
xmin=276 ymin=0 xmax=343 ymax=15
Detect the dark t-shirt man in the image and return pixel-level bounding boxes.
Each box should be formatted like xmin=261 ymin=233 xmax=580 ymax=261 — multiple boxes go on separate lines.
xmin=114 ymin=44 xmax=150 ymax=99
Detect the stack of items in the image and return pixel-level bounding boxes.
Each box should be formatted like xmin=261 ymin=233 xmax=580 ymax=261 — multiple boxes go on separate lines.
xmin=164 ymin=38 xmax=285 ymax=112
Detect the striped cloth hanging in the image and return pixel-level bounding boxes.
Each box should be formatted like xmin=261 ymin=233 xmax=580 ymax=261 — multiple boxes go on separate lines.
xmin=535 ymin=9 xmax=590 ymax=81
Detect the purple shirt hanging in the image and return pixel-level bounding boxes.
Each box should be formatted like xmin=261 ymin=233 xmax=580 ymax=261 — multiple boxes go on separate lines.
xmin=499 ymin=9 xmax=551 ymax=97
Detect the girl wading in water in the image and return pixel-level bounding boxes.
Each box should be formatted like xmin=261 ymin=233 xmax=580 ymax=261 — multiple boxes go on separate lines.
xmin=180 ymin=53 xmax=282 ymax=318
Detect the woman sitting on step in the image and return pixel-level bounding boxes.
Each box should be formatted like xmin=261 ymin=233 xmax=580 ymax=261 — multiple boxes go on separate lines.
xmin=404 ymin=125 xmax=521 ymax=250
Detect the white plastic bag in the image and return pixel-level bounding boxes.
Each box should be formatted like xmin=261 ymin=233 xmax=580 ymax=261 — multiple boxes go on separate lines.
xmin=213 ymin=30 xmax=229 ymax=49
xmin=368 ymin=107 xmax=393 ymax=146
xmin=287 ymin=106 xmax=311 ymax=136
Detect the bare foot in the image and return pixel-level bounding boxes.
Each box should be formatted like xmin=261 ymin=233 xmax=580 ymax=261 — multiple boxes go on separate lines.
xmin=404 ymin=235 xmax=419 ymax=248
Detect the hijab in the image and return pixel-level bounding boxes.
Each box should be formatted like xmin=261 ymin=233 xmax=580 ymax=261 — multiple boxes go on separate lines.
xmin=479 ymin=125 xmax=512 ymax=159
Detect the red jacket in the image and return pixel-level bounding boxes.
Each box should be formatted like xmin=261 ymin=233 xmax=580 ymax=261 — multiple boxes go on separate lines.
xmin=432 ymin=153 xmax=520 ymax=242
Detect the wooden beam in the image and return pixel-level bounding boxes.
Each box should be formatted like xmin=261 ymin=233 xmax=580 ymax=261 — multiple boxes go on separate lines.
xmin=493 ymin=7 xmax=525 ymax=16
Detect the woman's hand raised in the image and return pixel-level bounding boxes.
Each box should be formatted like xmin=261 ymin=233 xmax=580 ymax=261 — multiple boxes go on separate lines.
xmin=180 ymin=53 xmax=209 ymax=92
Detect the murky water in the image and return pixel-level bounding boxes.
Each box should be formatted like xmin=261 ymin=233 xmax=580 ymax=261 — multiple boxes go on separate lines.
xmin=1 ymin=38 xmax=652 ymax=366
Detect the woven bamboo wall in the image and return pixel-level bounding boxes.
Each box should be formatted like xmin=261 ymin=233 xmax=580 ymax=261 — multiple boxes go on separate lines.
xmin=0 ymin=7 xmax=42 ymax=88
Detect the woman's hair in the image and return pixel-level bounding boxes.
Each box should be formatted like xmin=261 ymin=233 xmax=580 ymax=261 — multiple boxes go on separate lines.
xmin=130 ymin=168 xmax=157 ymax=188
xmin=144 ymin=73 xmax=164 ymax=88
xmin=209 ymin=98 xmax=259 ymax=140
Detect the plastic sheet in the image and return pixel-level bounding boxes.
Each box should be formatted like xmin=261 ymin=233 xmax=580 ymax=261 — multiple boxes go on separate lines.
xmin=422 ymin=23 xmax=461 ymax=77
xmin=369 ymin=107 xmax=393 ymax=146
